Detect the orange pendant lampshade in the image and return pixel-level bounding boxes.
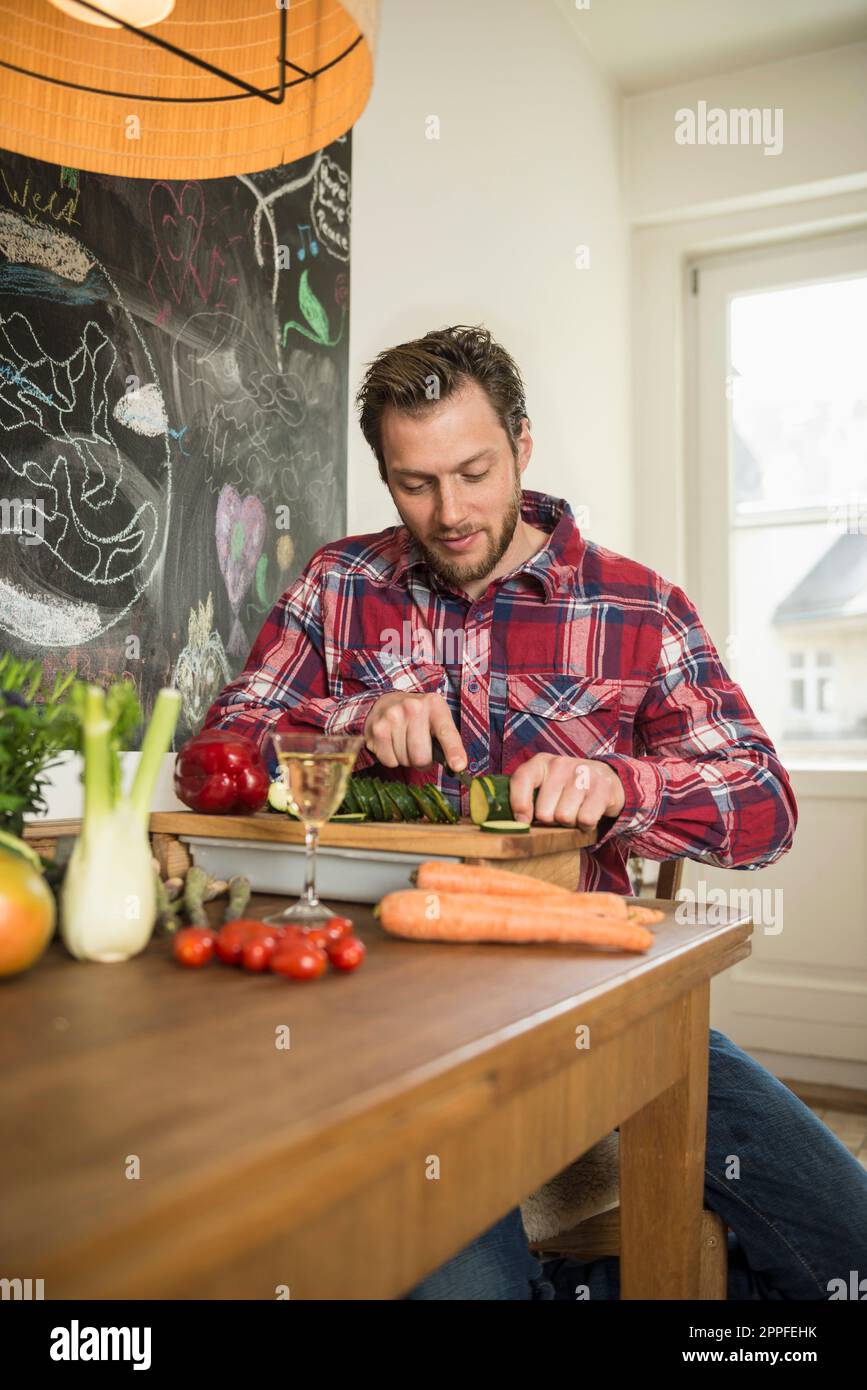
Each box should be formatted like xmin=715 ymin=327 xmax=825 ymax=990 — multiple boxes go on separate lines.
xmin=0 ymin=0 xmax=379 ymax=178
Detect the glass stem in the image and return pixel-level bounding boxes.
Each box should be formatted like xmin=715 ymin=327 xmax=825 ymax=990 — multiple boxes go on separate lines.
xmin=302 ymin=823 xmax=320 ymax=907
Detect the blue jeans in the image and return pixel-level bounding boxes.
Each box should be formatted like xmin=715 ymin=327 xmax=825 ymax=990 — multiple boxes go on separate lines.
xmin=404 ymin=1028 xmax=867 ymax=1299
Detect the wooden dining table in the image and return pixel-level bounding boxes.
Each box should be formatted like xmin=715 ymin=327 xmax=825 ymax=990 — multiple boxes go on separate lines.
xmin=0 ymin=889 xmax=752 ymax=1300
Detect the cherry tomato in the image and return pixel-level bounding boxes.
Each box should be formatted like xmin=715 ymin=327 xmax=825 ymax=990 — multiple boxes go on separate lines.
xmin=243 ymin=923 xmax=284 ymax=947
xmin=227 ymin=919 xmax=278 ymax=937
xmin=303 ymin=923 xmax=344 ymax=951
xmin=271 ymin=942 xmax=328 ymax=980
xmin=327 ymin=935 xmax=366 ymax=972
xmin=325 ymin=915 xmax=354 ymax=938
xmin=241 ymin=938 xmax=274 ymax=972
xmin=215 ymin=922 xmax=252 ymax=965
xmin=174 ymin=927 xmax=216 ymax=967
xmin=217 ymin=919 xmax=288 ymax=961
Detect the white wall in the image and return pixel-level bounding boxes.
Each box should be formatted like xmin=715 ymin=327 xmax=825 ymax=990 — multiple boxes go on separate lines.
xmin=624 ymin=43 xmax=867 ymax=226
xmin=627 ymin=44 xmax=867 ymax=585
xmin=347 ymin=0 xmax=632 ymax=553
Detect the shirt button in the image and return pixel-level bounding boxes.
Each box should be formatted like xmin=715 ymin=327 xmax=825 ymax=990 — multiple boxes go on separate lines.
xmin=467 ymin=679 xmax=479 ymax=693
xmin=469 ymin=757 xmax=482 ymax=772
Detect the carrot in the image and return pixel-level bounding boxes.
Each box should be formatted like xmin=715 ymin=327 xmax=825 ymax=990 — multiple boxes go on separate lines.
xmin=378 ymin=890 xmax=654 ymax=952
xmin=410 ymin=861 xmax=628 ymax=918
xmin=626 ymin=905 xmax=665 ymax=926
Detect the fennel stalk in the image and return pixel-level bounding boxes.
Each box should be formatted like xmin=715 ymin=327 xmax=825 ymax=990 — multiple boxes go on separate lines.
xmin=61 ymin=684 xmax=180 ymax=963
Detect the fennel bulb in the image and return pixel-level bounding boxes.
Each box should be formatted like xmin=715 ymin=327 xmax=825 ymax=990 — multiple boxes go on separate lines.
xmin=61 ymin=684 xmax=180 ymax=963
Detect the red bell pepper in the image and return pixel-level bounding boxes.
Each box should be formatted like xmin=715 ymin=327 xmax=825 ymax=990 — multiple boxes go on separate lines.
xmin=174 ymin=729 xmax=270 ymax=814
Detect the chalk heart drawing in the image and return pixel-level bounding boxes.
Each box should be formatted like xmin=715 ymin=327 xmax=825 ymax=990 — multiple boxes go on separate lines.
xmin=0 ymin=210 xmax=170 ymax=647
xmin=215 ymin=484 xmax=266 ymax=656
xmin=148 ymin=182 xmax=205 ymax=302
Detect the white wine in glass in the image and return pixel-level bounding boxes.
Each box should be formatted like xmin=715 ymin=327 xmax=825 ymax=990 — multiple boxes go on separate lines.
xmin=264 ymin=732 xmax=363 ymax=926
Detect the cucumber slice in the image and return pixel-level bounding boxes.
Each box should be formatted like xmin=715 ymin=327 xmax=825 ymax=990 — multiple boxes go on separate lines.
xmin=267 ymin=778 xmax=287 ymax=811
xmin=391 ymin=783 xmax=420 ymax=820
xmin=366 ymin=780 xmax=384 ymax=817
xmin=341 ymin=780 xmax=362 ymax=815
xmin=329 ymin=812 xmax=367 ymax=822
xmin=267 ymin=779 xmax=299 ymax=817
xmin=419 ymin=785 xmax=448 ymax=824
xmin=469 ymin=774 xmax=510 ymax=824
xmin=372 ymin=779 xmax=393 ymax=821
xmin=366 ymin=780 xmax=385 ymax=821
xmin=479 ymin=820 xmax=531 ymax=834
xmin=354 ymin=779 xmax=378 ymax=819
xmin=383 ymin=784 xmax=406 ymax=821
xmin=408 ymin=783 xmax=440 ymax=822
xmin=469 ymin=775 xmax=538 ymax=825
xmin=426 ymin=784 xmax=458 ymax=824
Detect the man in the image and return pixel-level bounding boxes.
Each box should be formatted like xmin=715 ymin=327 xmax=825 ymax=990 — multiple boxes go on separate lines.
xmin=202 ymin=325 xmax=867 ymax=1300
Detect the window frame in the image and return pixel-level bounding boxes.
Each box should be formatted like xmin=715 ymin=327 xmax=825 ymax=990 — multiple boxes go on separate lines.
xmin=687 ymin=227 xmax=867 ymax=770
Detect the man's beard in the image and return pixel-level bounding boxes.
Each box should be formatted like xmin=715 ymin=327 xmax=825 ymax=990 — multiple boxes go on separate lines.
xmin=412 ymin=465 xmax=523 ymax=591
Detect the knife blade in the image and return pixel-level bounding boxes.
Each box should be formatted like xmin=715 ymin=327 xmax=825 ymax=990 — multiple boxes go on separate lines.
xmin=431 ymin=738 xmax=474 ymax=788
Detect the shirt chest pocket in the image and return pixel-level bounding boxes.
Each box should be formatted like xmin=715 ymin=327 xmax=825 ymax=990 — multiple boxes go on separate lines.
xmin=502 ymin=673 xmax=623 ymax=769
xmin=337 ymin=648 xmax=449 ymax=699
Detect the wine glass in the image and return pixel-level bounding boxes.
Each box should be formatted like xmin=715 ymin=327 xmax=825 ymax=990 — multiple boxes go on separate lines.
xmin=263 ymin=731 xmax=363 ymax=927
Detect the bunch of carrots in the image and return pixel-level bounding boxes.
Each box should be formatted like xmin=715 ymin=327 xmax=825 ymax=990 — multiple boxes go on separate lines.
xmin=374 ymin=862 xmax=664 ymax=954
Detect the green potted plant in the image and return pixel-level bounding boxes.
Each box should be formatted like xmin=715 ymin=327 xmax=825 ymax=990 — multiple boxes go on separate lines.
xmin=0 ymin=653 xmax=79 ymax=839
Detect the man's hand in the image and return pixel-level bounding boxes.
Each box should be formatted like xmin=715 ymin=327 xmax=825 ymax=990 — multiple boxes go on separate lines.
xmin=509 ymin=753 xmax=626 ymax=829
xmin=363 ymin=691 xmax=468 ymax=771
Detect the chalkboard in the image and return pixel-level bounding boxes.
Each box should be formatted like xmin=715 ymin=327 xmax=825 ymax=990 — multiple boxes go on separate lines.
xmin=0 ymin=136 xmax=351 ymax=747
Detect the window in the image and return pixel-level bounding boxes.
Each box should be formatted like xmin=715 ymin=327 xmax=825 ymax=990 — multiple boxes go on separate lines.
xmin=785 ymin=650 xmax=836 ymax=724
xmin=729 ymin=277 xmax=865 ymax=753
xmin=692 ymin=230 xmax=867 ymax=767
xmin=817 ymin=677 xmax=833 ymax=714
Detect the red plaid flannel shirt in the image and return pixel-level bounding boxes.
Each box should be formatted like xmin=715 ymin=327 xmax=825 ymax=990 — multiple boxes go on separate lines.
xmin=201 ymin=490 xmax=798 ymax=894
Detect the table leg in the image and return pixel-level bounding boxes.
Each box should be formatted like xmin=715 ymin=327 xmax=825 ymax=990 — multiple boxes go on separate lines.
xmin=619 ymin=982 xmax=710 ymax=1299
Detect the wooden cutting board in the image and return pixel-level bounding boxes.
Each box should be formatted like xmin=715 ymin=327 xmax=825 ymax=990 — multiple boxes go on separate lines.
xmin=148 ymin=810 xmax=598 ymax=859
xmin=24 ymin=813 xmax=599 ymax=893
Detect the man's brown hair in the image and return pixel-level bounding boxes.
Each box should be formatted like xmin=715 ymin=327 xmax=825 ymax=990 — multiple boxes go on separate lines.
xmin=355 ymin=324 xmax=530 ymax=483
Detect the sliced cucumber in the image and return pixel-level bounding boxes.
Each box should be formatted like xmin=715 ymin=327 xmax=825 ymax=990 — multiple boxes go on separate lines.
xmin=469 ymin=774 xmax=539 ymax=825
xmin=426 ymin=784 xmax=458 ymax=824
xmin=267 ymin=779 xmax=299 ymax=817
xmin=372 ymin=779 xmax=395 ymax=821
xmin=479 ymin=819 xmax=531 ymax=834
xmin=354 ymin=779 xmax=378 ymax=819
xmin=300 ymin=771 xmax=545 ymax=828
xmin=267 ymin=778 xmax=287 ymax=811
xmin=469 ymin=774 xmax=510 ymax=825
xmin=383 ymin=784 xmax=406 ymax=821
xmin=391 ymin=783 xmax=419 ymax=820
xmin=408 ymin=783 xmax=440 ymax=823
xmin=420 ymin=785 xmax=449 ymax=824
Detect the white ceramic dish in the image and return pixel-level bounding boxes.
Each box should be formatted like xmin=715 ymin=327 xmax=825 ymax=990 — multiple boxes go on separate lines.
xmin=181 ymin=835 xmax=461 ymax=905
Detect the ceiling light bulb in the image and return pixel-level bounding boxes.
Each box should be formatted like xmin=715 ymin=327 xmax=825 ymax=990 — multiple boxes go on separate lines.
xmin=48 ymin=0 xmax=175 ymax=28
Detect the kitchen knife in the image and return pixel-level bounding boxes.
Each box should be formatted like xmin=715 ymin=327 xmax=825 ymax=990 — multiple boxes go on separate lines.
xmin=431 ymin=738 xmax=474 ymax=789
